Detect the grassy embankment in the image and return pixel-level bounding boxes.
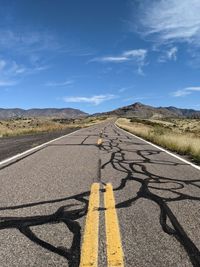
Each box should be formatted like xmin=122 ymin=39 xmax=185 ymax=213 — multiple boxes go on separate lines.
xmin=0 ymin=116 xmax=108 ymax=137
xmin=116 ymin=118 xmax=200 ymax=165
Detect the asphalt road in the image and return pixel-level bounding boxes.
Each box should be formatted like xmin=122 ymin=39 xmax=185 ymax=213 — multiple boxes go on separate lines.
xmin=0 ymin=120 xmax=200 ymax=267
xmin=0 ymin=128 xmax=79 ymax=162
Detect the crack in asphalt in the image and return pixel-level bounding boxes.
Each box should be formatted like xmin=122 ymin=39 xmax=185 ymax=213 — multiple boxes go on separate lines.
xmin=0 ymin=192 xmax=89 ymax=267
xmin=100 ymin=124 xmax=200 ymax=267
xmin=0 ymin=122 xmax=200 ymax=266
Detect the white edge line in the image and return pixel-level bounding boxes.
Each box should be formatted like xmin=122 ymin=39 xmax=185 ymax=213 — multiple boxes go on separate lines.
xmin=115 ymin=123 xmax=200 ymax=171
xmin=0 ymin=128 xmax=82 ymax=167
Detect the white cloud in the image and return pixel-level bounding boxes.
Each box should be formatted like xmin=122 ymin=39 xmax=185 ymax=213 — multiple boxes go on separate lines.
xmin=31 ymin=65 xmax=50 ymax=73
xmin=172 ymin=86 xmax=200 ymax=97
xmin=135 ymin=0 xmax=200 ymax=45
xmin=0 ymin=57 xmax=50 ymax=85
xmin=0 ymin=60 xmax=6 ymax=70
xmin=0 ymin=30 xmax=60 ymax=53
xmin=0 ymin=29 xmax=58 ymax=81
xmin=159 ymin=46 xmax=178 ymax=62
xmin=91 ymin=49 xmax=147 ymax=74
xmin=46 ymin=80 xmax=73 ymax=87
xmin=123 ymin=95 xmax=160 ymax=102
xmin=0 ymin=59 xmax=26 ymax=85
xmin=172 ymin=90 xmax=191 ymax=97
xmin=188 ymin=87 xmax=200 ymax=91
xmin=8 ymin=61 xmax=27 ymax=75
xmin=0 ymin=80 xmax=17 ymax=87
xmin=167 ymin=47 xmax=178 ymax=60
xmin=123 ymin=50 xmax=146 ymax=59
xmin=63 ymin=94 xmax=117 ymax=105
xmin=92 ymin=49 xmax=147 ymax=63
xmin=98 ymin=56 xmax=128 ymax=63
xmin=118 ymin=87 xmax=127 ymax=93
xmin=118 ymin=86 xmax=134 ymax=93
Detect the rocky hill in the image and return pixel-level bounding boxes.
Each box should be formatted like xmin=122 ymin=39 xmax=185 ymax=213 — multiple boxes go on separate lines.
xmin=0 ymin=108 xmax=88 ymax=119
xmin=104 ymin=102 xmax=200 ymax=118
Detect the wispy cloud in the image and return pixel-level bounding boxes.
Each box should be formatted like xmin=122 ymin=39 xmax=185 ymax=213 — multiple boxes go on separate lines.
xmin=118 ymin=87 xmax=127 ymax=93
xmin=0 ymin=59 xmax=25 ymax=75
xmin=118 ymin=86 xmax=134 ymax=93
xmin=0 ymin=28 xmax=59 ymax=82
xmin=92 ymin=49 xmax=147 ymax=63
xmin=97 ymin=56 xmax=128 ymax=63
xmin=134 ymin=0 xmax=200 ymax=46
xmin=123 ymin=95 xmax=161 ymax=102
xmin=63 ymin=94 xmax=117 ymax=105
xmin=159 ymin=47 xmax=178 ymax=62
xmin=31 ymin=65 xmax=50 ymax=73
xmin=45 ymin=80 xmax=73 ymax=87
xmin=0 ymin=29 xmax=94 ymax=67
xmin=0 ymin=59 xmax=26 ymax=86
xmin=0 ymin=80 xmax=17 ymax=87
xmin=172 ymin=86 xmax=200 ymax=97
xmin=91 ymin=49 xmax=147 ymax=74
xmin=0 ymin=60 xmax=6 ymax=70
xmin=0 ymin=57 xmax=49 ymax=86
xmin=167 ymin=47 xmax=178 ymax=60
xmin=0 ymin=29 xmax=61 ymax=54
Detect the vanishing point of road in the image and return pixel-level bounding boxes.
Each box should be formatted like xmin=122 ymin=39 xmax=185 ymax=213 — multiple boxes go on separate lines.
xmin=0 ymin=120 xmax=200 ymax=267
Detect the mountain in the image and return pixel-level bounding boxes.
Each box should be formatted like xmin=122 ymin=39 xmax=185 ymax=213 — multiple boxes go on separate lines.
xmin=1 ymin=103 xmax=200 ymax=120
xmin=103 ymin=102 xmax=200 ymax=118
xmin=0 ymin=108 xmax=88 ymax=119
xmin=165 ymin=106 xmax=200 ymax=118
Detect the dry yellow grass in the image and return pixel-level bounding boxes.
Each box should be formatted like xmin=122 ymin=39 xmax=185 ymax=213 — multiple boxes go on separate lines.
xmin=0 ymin=119 xmax=69 ymax=137
xmin=116 ymin=118 xmax=200 ymax=164
xmin=0 ymin=116 xmax=109 ymax=137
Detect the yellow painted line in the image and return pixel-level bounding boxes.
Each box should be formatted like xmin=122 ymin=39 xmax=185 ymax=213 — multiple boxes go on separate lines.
xmin=80 ymin=183 xmax=100 ymax=267
xmin=104 ymin=183 xmax=124 ymax=267
xmin=97 ymin=138 xmax=103 ymax=146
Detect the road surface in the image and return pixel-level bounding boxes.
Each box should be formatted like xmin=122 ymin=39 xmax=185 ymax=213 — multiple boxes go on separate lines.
xmin=0 ymin=120 xmax=200 ymax=267
xmin=0 ymin=128 xmax=78 ymax=162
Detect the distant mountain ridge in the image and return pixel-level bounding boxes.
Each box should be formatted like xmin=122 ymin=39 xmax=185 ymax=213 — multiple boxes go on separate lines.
xmin=0 ymin=108 xmax=88 ymax=119
xmin=104 ymin=102 xmax=200 ymax=118
xmin=1 ymin=103 xmax=200 ymax=119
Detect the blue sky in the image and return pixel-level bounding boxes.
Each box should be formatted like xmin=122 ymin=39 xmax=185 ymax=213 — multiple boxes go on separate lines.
xmin=0 ymin=0 xmax=200 ymax=114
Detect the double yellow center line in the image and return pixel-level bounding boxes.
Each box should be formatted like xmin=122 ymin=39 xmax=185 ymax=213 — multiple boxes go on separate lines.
xmin=104 ymin=183 xmax=124 ymax=267
xmin=80 ymin=183 xmax=124 ymax=267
